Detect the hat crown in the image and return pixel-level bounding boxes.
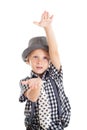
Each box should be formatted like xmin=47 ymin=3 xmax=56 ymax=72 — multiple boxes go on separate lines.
xmin=28 ymin=36 xmax=47 ymax=47
xmin=22 ymin=36 xmax=49 ymax=62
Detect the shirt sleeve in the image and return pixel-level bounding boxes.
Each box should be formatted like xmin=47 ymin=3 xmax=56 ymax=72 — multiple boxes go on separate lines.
xmin=19 ymin=77 xmax=30 ymax=102
xmin=49 ymin=63 xmax=64 ymax=96
xmin=49 ymin=63 xmax=71 ymax=127
xmin=49 ymin=63 xmax=63 ymax=83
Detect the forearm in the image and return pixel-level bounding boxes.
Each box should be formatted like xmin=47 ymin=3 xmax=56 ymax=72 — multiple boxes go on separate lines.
xmin=44 ymin=25 xmax=61 ymax=70
xmin=24 ymin=87 xmax=41 ymax=102
xmin=45 ymin=25 xmax=58 ymax=54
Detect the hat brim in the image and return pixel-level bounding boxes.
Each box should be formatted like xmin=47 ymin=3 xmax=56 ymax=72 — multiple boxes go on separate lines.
xmin=22 ymin=45 xmax=49 ymax=62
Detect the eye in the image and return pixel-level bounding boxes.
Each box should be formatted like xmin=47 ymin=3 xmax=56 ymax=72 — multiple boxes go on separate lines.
xmin=43 ymin=56 xmax=48 ymax=60
xmin=33 ymin=56 xmax=38 ymax=59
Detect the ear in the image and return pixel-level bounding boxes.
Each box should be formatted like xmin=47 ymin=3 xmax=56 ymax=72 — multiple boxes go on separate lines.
xmin=25 ymin=57 xmax=30 ymax=65
xmin=26 ymin=61 xmax=30 ymax=64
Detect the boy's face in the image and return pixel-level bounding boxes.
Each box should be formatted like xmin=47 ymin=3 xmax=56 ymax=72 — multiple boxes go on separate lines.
xmin=27 ymin=49 xmax=50 ymax=75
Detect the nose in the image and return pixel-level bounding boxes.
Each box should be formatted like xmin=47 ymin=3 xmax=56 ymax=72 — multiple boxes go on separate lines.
xmin=37 ymin=58 xmax=43 ymax=64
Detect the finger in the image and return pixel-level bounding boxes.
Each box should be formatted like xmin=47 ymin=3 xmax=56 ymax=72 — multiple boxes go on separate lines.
xmin=28 ymin=79 xmax=37 ymax=88
xmin=41 ymin=11 xmax=48 ymax=20
xmin=50 ymin=15 xmax=54 ymax=20
xmin=28 ymin=82 xmax=33 ymax=88
xmin=21 ymin=80 xmax=28 ymax=85
xmin=30 ymin=85 xmax=37 ymax=90
xmin=33 ymin=21 xmax=40 ymax=26
xmin=41 ymin=12 xmax=45 ymax=21
xmin=44 ymin=11 xmax=48 ymax=19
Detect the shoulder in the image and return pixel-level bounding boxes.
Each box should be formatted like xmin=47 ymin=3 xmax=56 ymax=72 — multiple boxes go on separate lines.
xmin=49 ymin=62 xmax=63 ymax=74
xmin=48 ymin=63 xmax=63 ymax=81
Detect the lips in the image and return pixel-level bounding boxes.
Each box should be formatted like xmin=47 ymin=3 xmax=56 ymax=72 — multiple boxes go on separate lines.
xmin=36 ymin=66 xmax=43 ymax=69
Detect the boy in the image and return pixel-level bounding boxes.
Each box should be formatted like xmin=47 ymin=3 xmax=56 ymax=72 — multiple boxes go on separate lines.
xmin=19 ymin=11 xmax=71 ymax=130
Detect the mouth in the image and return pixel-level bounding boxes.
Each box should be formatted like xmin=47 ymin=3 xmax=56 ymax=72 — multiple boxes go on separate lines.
xmin=36 ymin=66 xmax=43 ymax=70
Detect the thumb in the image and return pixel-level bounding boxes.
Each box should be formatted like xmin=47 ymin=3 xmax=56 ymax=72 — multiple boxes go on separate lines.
xmin=33 ymin=21 xmax=40 ymax=26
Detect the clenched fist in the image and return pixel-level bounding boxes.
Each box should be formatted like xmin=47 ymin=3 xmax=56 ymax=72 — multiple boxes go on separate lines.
xmin=21 ymin=77 xmax=44 ymax=102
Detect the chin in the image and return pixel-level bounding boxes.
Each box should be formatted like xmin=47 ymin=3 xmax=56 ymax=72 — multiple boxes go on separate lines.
xmin=35 ymin=70 xmax=45 ymax=75
xmin=36 ymin=71 xmax=44 ymax=75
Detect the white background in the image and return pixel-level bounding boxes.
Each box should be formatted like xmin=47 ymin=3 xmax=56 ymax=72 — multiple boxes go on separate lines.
xmin=0 ymin=0 xmax=87 ymax=130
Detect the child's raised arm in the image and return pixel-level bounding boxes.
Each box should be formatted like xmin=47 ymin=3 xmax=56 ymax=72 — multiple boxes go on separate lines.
xmin=33 ymin=11 xmax=61 ymax=71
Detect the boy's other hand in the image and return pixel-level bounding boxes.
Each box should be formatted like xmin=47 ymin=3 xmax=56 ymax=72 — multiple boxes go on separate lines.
xmin=21 ymin=77 xmax=43 ymax=89
xmin=21 ymin=78 xmax=44 ymax=102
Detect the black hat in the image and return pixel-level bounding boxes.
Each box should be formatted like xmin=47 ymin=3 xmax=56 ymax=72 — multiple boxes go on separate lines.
xmin=22 ymin=36 xmax=49 ymax=62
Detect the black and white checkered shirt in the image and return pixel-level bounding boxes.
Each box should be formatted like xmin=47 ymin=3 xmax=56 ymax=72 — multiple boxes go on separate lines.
xmin=19 ymin=63 xmax=71 ymax=130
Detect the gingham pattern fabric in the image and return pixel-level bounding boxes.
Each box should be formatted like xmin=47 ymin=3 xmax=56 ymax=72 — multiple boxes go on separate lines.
xmin=50 ymin=64 xmax=71 ymax=128
xmin=38 ymin=84 xmax=51 ymax=129
xmin=19 ymin=63 xmax=71 ymax=130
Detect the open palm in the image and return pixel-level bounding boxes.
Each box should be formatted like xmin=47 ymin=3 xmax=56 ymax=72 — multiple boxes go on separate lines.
xmin=33 ymin=11 xmax=53 ymax=27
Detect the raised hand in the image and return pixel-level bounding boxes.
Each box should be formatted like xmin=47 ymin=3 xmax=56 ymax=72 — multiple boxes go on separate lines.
xmin=33 ymin=11 xmax=53 ymax=28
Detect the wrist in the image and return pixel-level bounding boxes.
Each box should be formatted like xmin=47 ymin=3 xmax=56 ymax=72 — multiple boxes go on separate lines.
xmin=44 ymin=24 xmax=52 ymax=30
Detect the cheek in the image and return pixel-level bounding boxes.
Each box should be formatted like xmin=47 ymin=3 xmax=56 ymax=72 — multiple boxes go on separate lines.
xmin=45 ymin=62 xmax=49 ymax=67
xmin=29 ymin=60 xmax=36 ymax=67
xmin=29 ymin=60 xmax=33 ymax=67
xmin=29 ymin=60 xmax=32 ymax=66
